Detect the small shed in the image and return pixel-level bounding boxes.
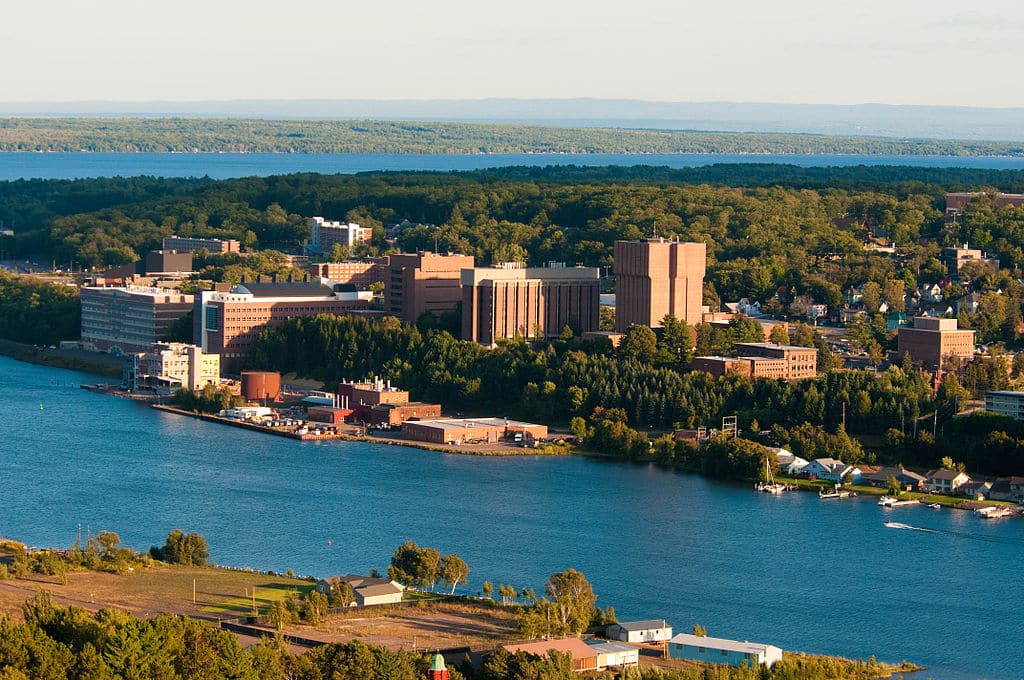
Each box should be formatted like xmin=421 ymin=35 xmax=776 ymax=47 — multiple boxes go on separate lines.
xmin=605 ymin=619 xmax=673 ymax=643
xmin=586 ymin=640 xmax=639 ymax=668
xmin=667 ymin=633 xmax=782 ymax=668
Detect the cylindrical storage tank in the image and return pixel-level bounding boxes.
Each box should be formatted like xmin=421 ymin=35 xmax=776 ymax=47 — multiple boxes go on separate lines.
xmin=241 ymin=371 xmax=281 ymax=402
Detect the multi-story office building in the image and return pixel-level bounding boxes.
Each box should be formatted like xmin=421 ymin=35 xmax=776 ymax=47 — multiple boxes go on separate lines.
xmin=308 ymin=258 xmax=390 ymax=289
xmin=614 ymin=239 xmax=706 ymax=332
xmin=385 ymin=252 xmax=475 ymax=323
xmin=143 ymin=250 xmax=194 ymax=275
xmin=310 ymin=217 xmax=373 ymax=252
xmin=945 ymin=192 xmax=1024 ymax=219
xmin=80 ymin=286 xmax=194 ymax=354
xmin=897 ymin=317 xmax=975 ymax=370
xmin=162 ymin=236 xmax=240 ymax=254
xmin=733 ymin=342 xmax=818 ymax=380
xmin=461 ymin=262 xmax=600 ymax=345
xmin=127 ymin=343 xmax=220 ymax=392
xmin=985 ymin=391 xmax=1024 ymax=420
xmin=196 ymin=279 xmax=374 ymax=372
xmin=941 ymin=244 xmax=1000 ymax=275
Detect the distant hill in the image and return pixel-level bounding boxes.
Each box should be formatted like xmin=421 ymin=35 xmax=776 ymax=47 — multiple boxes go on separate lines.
xmin=2 ymin=99 xmax=1024 ymax=141
xmin=1 ymin=117 xmax=1023 ymax=156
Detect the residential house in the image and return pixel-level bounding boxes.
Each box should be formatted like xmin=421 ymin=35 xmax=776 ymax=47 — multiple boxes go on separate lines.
xmin=770 ymin=448 xmax=809 ymax=476
xmin=315 ymin=574 xmax=405 ymax=606
xmin=990 ymin=476 xmax=1024 ymax=502
xmin=924 ymin=469 xmax=972 ymax=495
xmin=802 ymin=458 xmax=862 ymax=484
xmin=585 ymin=641 xmax=640 ymax=669
xmin=667 ymin=633 xmax=783 ymax=669
xmin=606 ymin=620 xmax=674 ymax=643
xmin=502 ymin=639 xmax=598 ymax=672
xmin=961 ymin=480 xmax=992 ymax=501
xmin=921 ymin=283 xmax=943 ymax=303
xmin=863 ymin=466 xmax=926 ymax=491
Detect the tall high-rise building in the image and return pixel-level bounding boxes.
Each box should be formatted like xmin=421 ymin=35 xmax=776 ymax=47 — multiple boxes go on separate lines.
xmin=614 ymin=239 xmax=706 ymax=332
xmin=897 ymin=317 xmax=975 ymax=370
xmin=461 ymin=262 xmax=600 ymax=345
xmin=384 ymin=252 xmax=475 ymax=323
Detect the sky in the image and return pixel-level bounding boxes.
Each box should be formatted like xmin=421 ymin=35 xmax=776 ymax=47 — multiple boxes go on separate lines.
xmin=2 ymin=0 xmax=1023 ymax=107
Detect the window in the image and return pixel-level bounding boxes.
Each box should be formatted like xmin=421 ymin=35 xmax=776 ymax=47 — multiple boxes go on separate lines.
xmin=722 ymin=650 xmax=729 ymax=657
xmin=698 ymin=647 xmax=705 ymax=654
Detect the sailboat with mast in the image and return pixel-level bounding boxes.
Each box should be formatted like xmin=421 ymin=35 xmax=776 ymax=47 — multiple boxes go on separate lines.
xmin=755 ymin=455 xmax=787 ymax=494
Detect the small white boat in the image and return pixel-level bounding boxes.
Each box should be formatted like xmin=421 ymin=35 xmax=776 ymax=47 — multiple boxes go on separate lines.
xmin=755 ymin=456 xmax=787 ymax=494
xmin=927 ymin=503 xmax=941 ymax=509
xmin=878 ymin=496 xmax=897 ymax=506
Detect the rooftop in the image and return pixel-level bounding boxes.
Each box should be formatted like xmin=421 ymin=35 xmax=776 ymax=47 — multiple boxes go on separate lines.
xmin=612 ymin=619 xmax=669 ymax=631
xmin=669 ymin=633 xmax=774 ymax=655
xmin=504 ymin=638 xmax=596 ymax=659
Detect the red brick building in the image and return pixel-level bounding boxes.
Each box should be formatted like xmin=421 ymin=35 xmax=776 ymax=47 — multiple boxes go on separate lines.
xmin=614 ymin=239 xmax=706 ymax=332
xmin=461 ymin=262 xmax=600 ymax=345
xmin=308 ymin=258 xmax=389 ymax=289
xmin=897 ymin=316 xmax=975 ymax=370
xmin=385 ymin=252 xmax=475 ymax=323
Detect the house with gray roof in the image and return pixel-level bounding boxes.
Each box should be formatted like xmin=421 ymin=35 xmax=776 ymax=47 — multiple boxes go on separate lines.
xmin=606 ymin=619 xmax=673 ymax=643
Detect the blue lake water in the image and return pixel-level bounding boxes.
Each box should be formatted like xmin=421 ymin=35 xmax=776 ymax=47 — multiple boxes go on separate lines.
xmin=2 ymin=152 xmax=1024 ymax=181
xmin=1 ymin=356 xmax=1021 ymax=679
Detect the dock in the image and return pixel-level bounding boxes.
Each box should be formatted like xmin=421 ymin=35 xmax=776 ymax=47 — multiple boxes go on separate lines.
xmin=151 ymin=405 xmax=348 ymax=441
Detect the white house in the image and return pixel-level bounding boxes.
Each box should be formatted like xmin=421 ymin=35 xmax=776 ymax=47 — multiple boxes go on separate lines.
xmin=606 ymin=619 xmax=673 ymax=643
xmin=667 ymin=633 xmax=783 ymax=668
xmin=315 ymin=574 xmax=405 ymax=607
xmin=802 ymin=458 xmax=862 ymax=484
xmin=585 ymin=640 xmax=640 ymax=669
xmin=924 ymin=469 xmax=972 ymax=494
xmin=771 ymin=448 xmax=809 ymax=476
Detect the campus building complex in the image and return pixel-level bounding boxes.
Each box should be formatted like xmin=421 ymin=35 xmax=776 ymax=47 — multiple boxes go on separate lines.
xmin=80 ymin=286 xmax=194 ymax=354
xmin=196 ymin=280 xmax=374 ymax=372
xmin=614 ymin=239 xmax=706 ymax=332
xmin=384 ymin=252 xmax=475 ymax=323
xmin=162 ymin=236 xmax=240 ymax=254
xmin=897 ymin=317 xmax=975 ymax=370
xmin=310 ymin=217 xmax=373 ymax=252
xmin=460 ymin=262 xmax=600 ymax=345
xmin=126 ymin=342 xmax=220 ymax=392
xmin=308 ymin=258 xmax=389 ymax=289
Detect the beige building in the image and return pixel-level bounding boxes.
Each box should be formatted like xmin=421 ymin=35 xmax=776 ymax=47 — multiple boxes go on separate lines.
xmin=733 ymin=342 xmax=818 ymax=380
xmin=897 ymin=317 xmax=975 ymax=370
xmin=310 ymin=217 xmax=373 ymax=252
xmin=461 ymin=262 xmax=600 ymax=345
xmin=131 ymin=343 xmax=220 ymax=392
xmin=614 ymin=239 xmax=706 ymax=332
xmin=691 ymin=355 xmax=791 ymax=380
xmin=80 ymin=286 xmax=194 ymax=355
xmin=162 ymin=236 xmax=240 ymax=254
xmin=385 ymin=252 xmax=475 ymax=323
xmin=403 ymin=418 xmax=548 ymax=445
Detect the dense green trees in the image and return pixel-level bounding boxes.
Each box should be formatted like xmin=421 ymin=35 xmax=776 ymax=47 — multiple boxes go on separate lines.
xmin=387 ymin=541 xmax=469 ymax=594
xmin=0 ymin=272 xmax=80 ymax=345
xmin=150 ymin=529 xmax=209 ymax=566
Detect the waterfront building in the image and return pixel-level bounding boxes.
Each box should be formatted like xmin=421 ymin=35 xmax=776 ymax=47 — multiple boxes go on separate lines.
xmin=336 ymin=377 xmax=442 ymax=426
xmin=897 ymin=317 xmax=975 ymax=370
xmin=461 ymin=262 xmax=600 ymax=345
xmin=502 ymin=639 xmax=598 ymax=672
xmin=128 ymin=343 xmax=220 ymax=392
xmin=162 ymin=235 xmax=241 ymax=254
xmin=80 ymin=285 xmax=194 ymax=354
xmin=802 ymin=458 xmax=862 ymax=484
xmin=196 ymin=279 xmax=374 ymax=372
xmin=605 ymin=619 xmax=673 ymax=643
xmin=732 ymin=342 xmax=818 ymax=380
xmin=314 ymin=575 xmax=405 ymax=606
xmin=310 ymin=217 xmax=373 ymax=252
xmin=862 ymin=466 xmax=925 ymax=491
xmin=584 ymin=641 xmax=640 ymax=668
xmin=667 ymin=633 xmax=782 ymax=668
xmin=385 ymin=252 xmax=475 ymax=323
xmin=614 ymin=238 xmax=706 ymax=332
xmin=308 ymin=258 xmax=389 ymax=289
xmin=984 ymin=390 xmax=1024 ymax=420
xmin=924 ymin=469 xmax=972 ymax=495
xmin=402 ymin=417 xmax=547 ymax=445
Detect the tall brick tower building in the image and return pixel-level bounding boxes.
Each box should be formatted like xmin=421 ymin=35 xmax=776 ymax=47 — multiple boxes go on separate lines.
xmin=614 ymin=239 xmax=706 ymax=332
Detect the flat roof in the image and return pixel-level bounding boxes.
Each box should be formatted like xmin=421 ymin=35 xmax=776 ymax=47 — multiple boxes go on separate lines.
xmin=669 ymin=633 xmax=773 ymax=654
xmin=504 ymin=638 xmax=596 ymax=658
xmin=612 ymin=619 xmax=669 ymax=631
xmin=986 ymin=391 xmax=1024 ymax=397
xmin=734 ymin=342 xmax=815 ymax=351
xmin=586 ymin=640 xmax=639 ymax=653
xmin=406 ymin=417 xmax=543 ymax=429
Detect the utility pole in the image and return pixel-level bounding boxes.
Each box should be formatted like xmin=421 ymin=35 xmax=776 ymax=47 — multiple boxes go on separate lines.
xmin=193 ymin=579 xmax=197 ymax=605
